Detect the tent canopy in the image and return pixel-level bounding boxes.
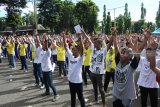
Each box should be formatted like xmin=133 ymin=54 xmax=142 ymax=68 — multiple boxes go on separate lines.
xmin=152 ymin=28 xmax=160 ymax=36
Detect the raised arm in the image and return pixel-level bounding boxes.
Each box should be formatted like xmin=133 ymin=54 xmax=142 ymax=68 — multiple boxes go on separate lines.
xmin=112 ymin=27 xmax=119 ymax=56
xmin=107 ymin=35 xmax=113 ymax=51
xmin=79 ymin=35 xmax=84 ymax=56
xmin=139 ymin=29 xmax=150 ymax=51
xmin=27 ymin=36 xmax=34 ymax=47
xmin=35 ymin=30 xmax=41 ymax=47
xmin=42 ymin=33 xmax=48 ymax=51
xmin=147 ymin=50 xmax=160 ymax=75
xmin=81 ymin=28 xmax=92 ymax=47
xmin=62 ymin=32 xmax=68 ymax=51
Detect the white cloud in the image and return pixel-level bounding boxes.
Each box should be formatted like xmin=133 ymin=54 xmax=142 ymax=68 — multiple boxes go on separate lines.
xmin=22 ymin=2 xmax=34 ymax=14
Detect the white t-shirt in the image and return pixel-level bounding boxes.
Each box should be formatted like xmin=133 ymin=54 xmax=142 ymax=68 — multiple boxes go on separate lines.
xmin=137 ymin=56 xmax=160 ymax=88
xmin=34 ymin=45 xmax=42 ymax=63
xmin=67 ymin=48 xmax=84 ymax=83
xmin=40 ymin=48 xmax=53 ymax=72
xmin=89 ymin=45 xmax=108 ymax=74
xmin=51 ymin=49 xmax=57 ymax=55
xmin=135 ymin=50 xmax=145 ymax=72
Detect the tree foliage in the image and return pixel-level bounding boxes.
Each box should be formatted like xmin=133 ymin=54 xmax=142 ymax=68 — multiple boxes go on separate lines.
xmin=22 ymin=11 xmax=35 ymax=26
xmin=105 ymin=12 xmax=111 ymax=35
xmin=123 ymin=3 xmax=131 ymax=33
xmin=141 ymin=3 xmax=146 ymax=20
xmin=38 ymin=0 xmax=62 ymax=33
xmin=156 ymin=1 xmax=160 ymax=28
xmin=115 ymin=15 xmax=124 ymax=34
xmin=102 ymin=5 xmax=107 ymax=33
xmin=0 ymin=0 xmax=27 ymax=33
xmin=60 ymin=0 xmax=77 ymax=33
xmin=6 ymin=12 xmax=23 ymax=33
xmin=75 ymin=0 xmax=99 ymax=34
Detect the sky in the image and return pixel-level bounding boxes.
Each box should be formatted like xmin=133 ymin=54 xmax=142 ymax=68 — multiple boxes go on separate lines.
xmin=0 ymin=0 xmax=159 ymax=23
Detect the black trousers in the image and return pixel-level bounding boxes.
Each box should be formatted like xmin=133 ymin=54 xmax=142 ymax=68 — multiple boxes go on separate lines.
xmin=113 ymin=99 xmax=125 ymax=107
xmin=139 ymin=86 xmax=158 ymax=107
xmin=104 ymin=71 xmax=114 ymax=92
xmin=90 ymin=72 xmax=105 ymax=104
xmin=69 ymin=81 xmax=85 ymax=107
xmin=82 ymin=65 xmax=91 ymax=86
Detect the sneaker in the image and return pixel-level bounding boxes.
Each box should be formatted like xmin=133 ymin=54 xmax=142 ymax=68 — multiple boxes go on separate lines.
xmin=41 ymin=92 xmax=50 ymax=96
xmin=40 ymin=85 xmax=45 ymax=89
xmin=52 ymin=95 xmax=60 ymax=102
xmin=32 ymin=83 xmax=39 ymax=87
xmin=19 ymin=68 xmax=24 ymax=70
xmin=88 ymin=101 xmax=99 ymax=106
xmin=84 ymin=98 xmax=89 ymax=103
xmin=24 ymin=70 xmax=28 ymax=72
xmin=11 ymin=67 xmax=16 ymax=70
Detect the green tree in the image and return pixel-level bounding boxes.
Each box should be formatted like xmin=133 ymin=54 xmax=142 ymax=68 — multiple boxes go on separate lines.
xmin=102 ymin=5 xmax=107 ymax=33
xmin=38 ymin=0 xmax=63 ymax=34
xmin=0 ymin=17 xmax=6 ymax=31
xmin=23 ymin=11 xmax=35 ymax=26
xmin=1 ymin=0 xmax=27 ymax=33
xmin=156 ymin=1 xmax=160 ymax=28
xmin=133 ymin=21 xmax=141 ymax=33
xmin=141 ymin=3 xmax=146 ymax=20
xmin=60 ymin=0 xmax=77 ymax=33
xmin=6 ymin=12 xmax=23 ymax=33
xmin=124 ymin=3 xmax=131 ymax=33
xmin=75 ymin=0 xmax=99 ymax=34
xmin=147 ymin=22 xmax=155 ymax=32
xmin=105 ymin=12 xmax=111 ymax=35
xmin=115 ymin=15 xmax=124 ymax=34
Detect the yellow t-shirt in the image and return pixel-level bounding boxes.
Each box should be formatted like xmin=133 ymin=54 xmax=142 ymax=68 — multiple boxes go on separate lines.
xmin=56 ymin=46 xmax=66 ymax=61
xmin=105 ymin=51 xmax=116 ymax=72
xmin=32 ymin=46 xmax=35 ymax=59
xmin=83 ymin=47 xmax=92 ymax=66
xmin=19 ymin=44 xmax=27 ymax=56
xmin=6 ymin=42 xmax=10 ymax=53
xmin=7 ymin=42 xmax=15 ymax=55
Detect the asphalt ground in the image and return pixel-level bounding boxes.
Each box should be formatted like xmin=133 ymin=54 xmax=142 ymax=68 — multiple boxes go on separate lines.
xmin=0 ymin=58 xmax=159 ymax=107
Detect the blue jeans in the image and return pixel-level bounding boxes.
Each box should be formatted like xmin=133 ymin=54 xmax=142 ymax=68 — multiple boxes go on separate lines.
xmin=57 ymin=61 xmax=67 ymax=76
xmin=43 ymin=71 xmax=58 ymax=95
xmin=9 ymin=54 xmax=16 ymax=68
xmin=33 ymin=63 xmax=44 ymax=85
xmin=20 ymin=56 xmax=28 ymax=70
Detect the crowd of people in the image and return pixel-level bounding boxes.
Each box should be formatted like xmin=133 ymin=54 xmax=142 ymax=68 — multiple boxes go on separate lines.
xmin=0 ymin=28 xmax=160 ymax=107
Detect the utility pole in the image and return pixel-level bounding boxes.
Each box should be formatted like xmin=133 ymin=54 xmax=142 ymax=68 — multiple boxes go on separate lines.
xmin=107 ymin=6 xmax=124 ymax=26
xmin=28 ymin=0 xmax=37 ymax=29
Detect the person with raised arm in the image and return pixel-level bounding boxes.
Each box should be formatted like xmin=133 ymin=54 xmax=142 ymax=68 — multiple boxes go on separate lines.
xmin=146 ymin=49 xmax=160 ymax=75
xmin=81 ymin=29 xmax=93 ymax=87
xmin=27 ymin=31 xmax=44 ymax=89
xmin=40 ymin=33 xmax=59 ymax=102
xmin=112 ymin=27 xmax=144 ymax=107
xmin=137 ymin=30 xmax=160 ymax=107
xmin=62 ymin=32 xmax=85 ymax=107
xmin=52 ymin=34 xmax=67 ymax=79
xmin=8 ymin=36 xmax=16 ymax=69
xmin=82 ymin=29 xmax=113 ymax=107
xmin=17 ymin=36 xmax=28 ymax=72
